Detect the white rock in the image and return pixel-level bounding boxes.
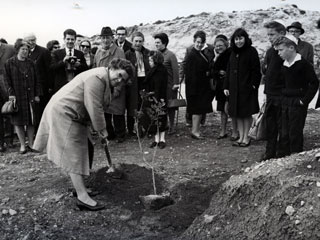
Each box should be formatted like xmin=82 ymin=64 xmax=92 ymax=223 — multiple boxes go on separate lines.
xmin=285 ymin=206 xmax=295 ymax=216
xmin=266 ymin=170 xmax=271 ymax=174
xmin=204 ymin=214 xmax=214 ymax=224
xmin=295 ymin=220 xmax=301 ymax=225
xmin=9 ymin=209 xmax=17 ymax=216
xmin=315 ymin=152 xmax=320 ymax=158
xmin=2 ymin=209 xmax=9 ymax=215
xmin=300 ymin=201 xmax=305 ymax=206
xmin=307 ymin=165 xmax=312 ymax=169
xmin=316 ymin=182 xmax=320 ymax=187
xmin=244 ymin=167 xmax=251 ymax=173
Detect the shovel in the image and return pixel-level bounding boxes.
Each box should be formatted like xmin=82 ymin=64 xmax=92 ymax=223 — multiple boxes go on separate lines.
xmin=101 ymin=138 xmax=115 ymax=173
xmin=101 ymin=139 xmax=124 ymax=179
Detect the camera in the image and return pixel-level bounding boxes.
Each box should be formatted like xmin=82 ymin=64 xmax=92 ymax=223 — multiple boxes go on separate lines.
xmin=67 ymin=56 xmax=78 ymax=64
xmin=66 ymin=56 xmax=78 ymax=71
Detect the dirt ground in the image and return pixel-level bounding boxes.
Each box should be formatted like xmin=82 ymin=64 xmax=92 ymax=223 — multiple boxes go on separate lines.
xmin=1 ymin=108 xmax=320 ymax=240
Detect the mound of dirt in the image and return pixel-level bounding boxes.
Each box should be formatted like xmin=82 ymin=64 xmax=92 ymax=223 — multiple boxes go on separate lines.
xmin=180 ymin=149 xmax=320 ymax=240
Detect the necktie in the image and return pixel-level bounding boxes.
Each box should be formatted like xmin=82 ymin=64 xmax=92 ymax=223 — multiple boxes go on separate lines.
xmin=69 ymin=49 xmax=72 ymax=56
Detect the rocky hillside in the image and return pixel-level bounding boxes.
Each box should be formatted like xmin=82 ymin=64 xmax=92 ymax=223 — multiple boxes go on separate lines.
xmin=91 ymin=4 xmax=320 ymax=65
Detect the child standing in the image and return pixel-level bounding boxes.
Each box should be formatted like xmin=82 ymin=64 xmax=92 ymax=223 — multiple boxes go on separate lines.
xmin=274 ymin=35 xmax=319 ymax=154
xmin=143 ymin=51 xmax=168 ymax=149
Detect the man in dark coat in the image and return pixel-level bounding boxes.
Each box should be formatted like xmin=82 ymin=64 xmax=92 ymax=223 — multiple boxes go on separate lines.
xmin=260 ymin=21 xmax=286 ymax=161
xmin=50 ymin=29 xmax=88 ymax=93
xmin=115 ymin=26 xmax=132 ymax=53
xmin=286 ymin=22 xmax=314 ymax=65
xmin=24 ymin=33 xmax=52 ymax=131
xmin=0 ymin=41 xmax=15 ymax=151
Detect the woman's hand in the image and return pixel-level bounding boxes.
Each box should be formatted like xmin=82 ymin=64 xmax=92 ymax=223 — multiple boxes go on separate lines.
xmin=172 ymin=84 xmax=179 ymax=91
xmin=35 ymin=96 xmax=40 ymax=102
xmin=9 ymin=95 xmax=16 ymax=103
xmin=224 ymin=90 xmax=229 ymax=96
xmin=99 ymin=129 xmax=108 ymax=143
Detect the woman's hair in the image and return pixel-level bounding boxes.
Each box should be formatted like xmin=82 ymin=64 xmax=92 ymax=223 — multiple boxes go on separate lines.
xmin=149 ymin=50 xmax=164 ymax=65
xmin=109 ymin=58 xmax=135 ymax=83
xmin=14 ymin=38 xmax=30 ymax=52
xmin=46 ymin=40 xmax=60 ymax=51
xmin=214 ymin=35 xmax=229 ymax=48
xmin=153 ymin=33 xmax=169 ymax=47
xmin=131 ymin=31 xmax=145 ymax=41
xmin=230 ymin=28 xmax=252 ymax=50
xmin=193 ymin=31 xmax=206 ymax=43
xmin=80 ymin=39 xmax=91 ymax=48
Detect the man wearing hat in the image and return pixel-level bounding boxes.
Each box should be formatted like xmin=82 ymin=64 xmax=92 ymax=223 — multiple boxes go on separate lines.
xmin=286 ymin=21 xmax=314 ymax=65
xmin=93 ymin=27 xmax=127 ymax=143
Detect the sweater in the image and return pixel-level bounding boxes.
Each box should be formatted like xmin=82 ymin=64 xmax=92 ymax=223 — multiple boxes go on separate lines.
xmin=281 ymin=57 xmax=319 ymax=105
xmin=263 ymin=47 xmax=285 ymax=96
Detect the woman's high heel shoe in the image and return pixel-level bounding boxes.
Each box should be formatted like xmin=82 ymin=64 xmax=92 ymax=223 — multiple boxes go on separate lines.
xmin=76 ymin=199 xmax=105 ymax=211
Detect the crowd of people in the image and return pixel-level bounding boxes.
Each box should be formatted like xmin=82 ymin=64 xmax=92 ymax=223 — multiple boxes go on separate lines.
xmin=0 ymin=20 xmax=319 ymax=210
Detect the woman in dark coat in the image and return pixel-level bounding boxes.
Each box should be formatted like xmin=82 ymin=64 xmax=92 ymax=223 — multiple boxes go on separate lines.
xmin=224 ymin=28 xmax=261 ymax=147
xmin=143 ymin=50 xmax=168 ymax=149
xmin=212 ymin=35 xmax=239 ymax=140
xmin=185 ymin=31 xmax=214 ymax=139
xmin=4 ymin=39 xmax=40 ymax=154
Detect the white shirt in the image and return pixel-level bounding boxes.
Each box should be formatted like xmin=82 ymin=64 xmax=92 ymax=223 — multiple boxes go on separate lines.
xmin=283 ymin=53 xmax=301 ymax=67
xmin=65 ymin=48 xmax=74 ymax=56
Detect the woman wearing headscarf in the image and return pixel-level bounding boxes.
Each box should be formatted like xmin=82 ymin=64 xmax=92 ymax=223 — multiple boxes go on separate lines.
xmin=4 ymin=39 xmax=41 ymax=154
xmin=185 ymin=31 xmax=214 ymax=139
xmin=224 ymin=28 xmax=261 ymax=147
xmin=33 ymin=58 xmax=134 ymax=211
xmin=154 ymin=33 xmax=180 ymax=135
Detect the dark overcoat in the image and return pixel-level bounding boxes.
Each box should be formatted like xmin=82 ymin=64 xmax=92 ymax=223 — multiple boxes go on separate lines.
xmin=0 ymin=44 xmax=15 ymax=102
xmin=162 ymin=49 xmax=179 ymax=100
xmin=142 ymin=64 xmax=168 ymax=133
xmin=212 ymin=48 xmax=232 ymax=102
xmin=4 ymin=56 xmax=40 ymax=125
xmin=50 ymin=49 xmax=88 ymax=93
xmin=29 ymin=45 xmax=51 ymax=96
xmin=185 ymin=47 xmax=214 ymax=114
xmin=224 ymin=46 xmax=261 ymax=118
xmin=125 ymin=46 xmax=150 ymax=114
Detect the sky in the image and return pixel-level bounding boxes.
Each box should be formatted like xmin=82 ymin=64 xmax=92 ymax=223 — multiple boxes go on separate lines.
xmin=1 ymin=0 xmax=319 ymax=46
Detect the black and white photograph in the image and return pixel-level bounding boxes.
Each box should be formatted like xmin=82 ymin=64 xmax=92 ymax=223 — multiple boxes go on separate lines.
xmin=1 ymin=0 xmax=320 ymax=239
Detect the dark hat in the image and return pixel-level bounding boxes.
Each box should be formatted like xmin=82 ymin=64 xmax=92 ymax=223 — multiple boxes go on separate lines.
xmin=100 ymin=26 xmax=113 ymax=37
xmin=286 ymin=22 xmax=305 ymax=34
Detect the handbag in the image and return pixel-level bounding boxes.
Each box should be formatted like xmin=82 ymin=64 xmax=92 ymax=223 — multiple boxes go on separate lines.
xmin=248 ymin=102 xmax=266 ymax=140
xmin=167 ymin=88 xmax=187 ymax=109
xmin=1 ymin=100 xmax=18 ymax=115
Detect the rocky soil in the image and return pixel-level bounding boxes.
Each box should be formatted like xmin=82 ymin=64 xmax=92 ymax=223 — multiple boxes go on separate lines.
xmin=1 ymin=108 xmax=320 ymax=239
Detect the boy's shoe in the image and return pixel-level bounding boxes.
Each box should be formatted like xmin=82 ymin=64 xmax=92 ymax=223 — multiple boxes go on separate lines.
xmin=149 ymin=142 xmax=158 ymax=148
xmin=158 ymin=141 xmax=166 ymax=149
